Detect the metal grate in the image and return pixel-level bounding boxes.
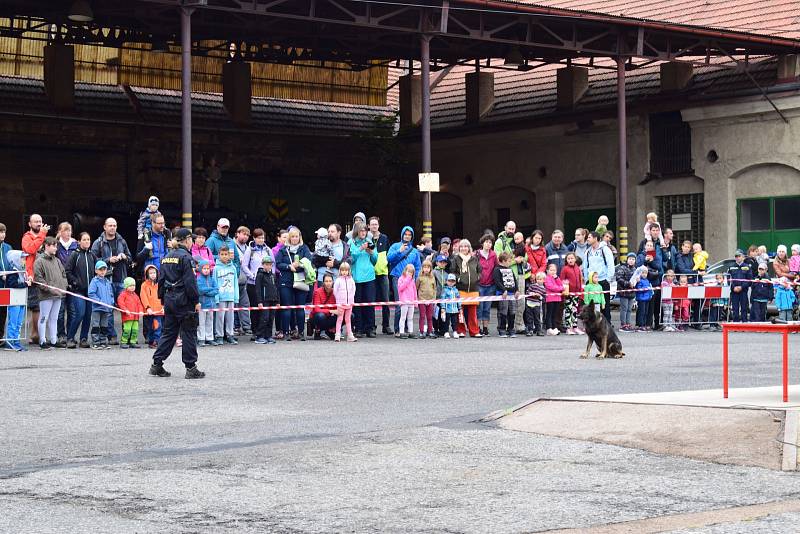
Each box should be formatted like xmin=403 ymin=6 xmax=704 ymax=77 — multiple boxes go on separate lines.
xmin=656 ymin=193 xmax=704 ymax=246
xmin=649 ymin=112 xmax=693 ymax=176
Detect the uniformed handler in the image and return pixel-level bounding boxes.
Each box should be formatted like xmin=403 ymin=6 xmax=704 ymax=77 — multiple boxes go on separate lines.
xmin=150 ymin=228 xmax=206 ymax=379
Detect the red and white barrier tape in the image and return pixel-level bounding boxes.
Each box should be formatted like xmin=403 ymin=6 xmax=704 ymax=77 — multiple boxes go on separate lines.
xmin=4 ymin=276 xmax=791 ymax=317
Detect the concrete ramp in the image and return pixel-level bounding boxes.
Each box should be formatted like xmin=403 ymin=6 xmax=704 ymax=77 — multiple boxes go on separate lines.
xmin=495 ymin=386 xmax=800 ymax=471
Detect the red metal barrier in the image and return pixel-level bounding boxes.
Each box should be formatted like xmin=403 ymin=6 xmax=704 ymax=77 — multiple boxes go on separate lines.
xmin=722 ymin=322 xmax=800 ymax=403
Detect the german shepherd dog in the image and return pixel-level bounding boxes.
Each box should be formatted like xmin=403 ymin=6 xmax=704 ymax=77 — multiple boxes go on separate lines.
xmin=579 ymin=305 xmax=624 ymax=359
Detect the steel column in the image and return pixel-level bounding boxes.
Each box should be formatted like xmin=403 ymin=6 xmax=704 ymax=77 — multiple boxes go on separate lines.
xmin=181 ymin=7 xmax=194 ymax=229
xmin=420 ymin=34 xmax=432 ymax=239
xmin=616 ymin=55 xmax=628 ymax=257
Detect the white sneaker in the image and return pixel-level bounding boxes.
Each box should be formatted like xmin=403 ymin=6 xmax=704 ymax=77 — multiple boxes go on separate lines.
xmin=566 ymin=328 xmax=575 ymax=335
xmin=444 ymin=332 xmax=451 ymax=338
xmin=454 ymin=333 xmax=462 ymax=339
xmin=553 ymin=329 xmax=560 ymax=336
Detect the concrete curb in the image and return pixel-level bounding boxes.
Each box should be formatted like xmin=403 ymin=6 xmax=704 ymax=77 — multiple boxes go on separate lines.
xmin=782 ymin=410 xmax=799 ymax=471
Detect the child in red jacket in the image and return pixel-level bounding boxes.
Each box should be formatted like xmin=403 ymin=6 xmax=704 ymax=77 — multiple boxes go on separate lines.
xmin=117 ymin=277 xmax=144 ymax=349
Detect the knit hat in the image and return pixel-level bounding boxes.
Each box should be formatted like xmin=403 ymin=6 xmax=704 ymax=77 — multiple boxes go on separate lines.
xmin=95 ymin=260 xmax=108 ymax=270
xmin=316 ymin=227 xmax=328 ymax=239
xmin=447 ymin=273 xmax=456 ymax=281
xmin=792 ymin=244 xmax=800 ymax=253
xmin=626 ymin=252 xmax=637 ymax=259
xmin=777 ymin=245 xmax=787 ymax=255
xmin=123 ymin=277 xmax=136 ymax=289
xmin=148 ymin=195 xmax=159 ymax=206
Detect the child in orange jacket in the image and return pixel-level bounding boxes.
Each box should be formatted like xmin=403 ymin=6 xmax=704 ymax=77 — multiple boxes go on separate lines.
xmin=140 ymin=265 xmax=163 ymax=348
xmin=117 ymin=277 xmax=144 ymax=348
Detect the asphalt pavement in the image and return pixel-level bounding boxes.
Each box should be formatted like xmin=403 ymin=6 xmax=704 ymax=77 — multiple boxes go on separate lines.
xmin=2 ymin=321 xmax=800 ymax=533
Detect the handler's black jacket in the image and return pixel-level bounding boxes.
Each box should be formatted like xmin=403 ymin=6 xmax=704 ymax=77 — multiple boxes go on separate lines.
xmin=157 ymin=245 xmax=199 ymax=312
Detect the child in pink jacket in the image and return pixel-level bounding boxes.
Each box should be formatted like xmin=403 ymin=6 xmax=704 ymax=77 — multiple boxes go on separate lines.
xmin=397 ymin=263 xmax=418 ymax=338
xmin=333 ymin=262 xmax=356 ymax=342
xmin=544 ymin=263 xmax=564 ymax=335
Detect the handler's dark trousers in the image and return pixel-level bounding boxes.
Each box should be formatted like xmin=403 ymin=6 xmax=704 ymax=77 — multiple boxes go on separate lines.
xmin=153 ymin=310 xmax=198 ymax=368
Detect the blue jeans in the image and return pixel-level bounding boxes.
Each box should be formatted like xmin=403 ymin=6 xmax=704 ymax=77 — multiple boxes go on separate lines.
xmin=279 ymin=286 xmax=308 ymax=334
xmin=618 ymin=297 xmax=634 ymax=326
xmin=4 ymin=306 xmax=25 ymax=347
xmin=390 ymin=275 xmax=401 ymax=331
xmin=375 ymin=274 xmax=391 ymax=329
xmin=478 ymin=284 xmax=495 ymax=321
xmin=353 ymin=280 xmax=376 ymax=334
xmin=106 ymin=282 xmax=124 ymax=338
xmin=67 ymin=294 xmax=92 ymax=341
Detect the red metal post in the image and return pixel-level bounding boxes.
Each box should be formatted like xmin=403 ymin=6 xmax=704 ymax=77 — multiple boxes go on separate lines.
xmin=616 ymin=55 xmax=628 ymax=258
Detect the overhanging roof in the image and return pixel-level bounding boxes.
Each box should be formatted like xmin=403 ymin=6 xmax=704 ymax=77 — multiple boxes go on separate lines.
xmin=2 ymin=0 xmax=798 ymax=70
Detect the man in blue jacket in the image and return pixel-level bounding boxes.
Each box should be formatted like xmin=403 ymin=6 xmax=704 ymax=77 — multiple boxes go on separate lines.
xmin=637 ymin=240 xmax=664 ymax=329
xmin=205 ymin=218 xmax=240 ymax=273
xmin=387 ymin=226 xmax=421 ymax=333
xmin=584 ymin=231 xmax=616 ymax=321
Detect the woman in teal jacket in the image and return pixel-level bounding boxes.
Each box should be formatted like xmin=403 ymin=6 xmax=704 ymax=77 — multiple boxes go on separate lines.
xmin=349 ymin=222 xmax=378 ymax=337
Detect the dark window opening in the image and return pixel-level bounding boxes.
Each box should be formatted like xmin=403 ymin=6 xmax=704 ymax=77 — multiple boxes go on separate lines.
xmin=649 ymin=111 xmax=693 ymax=176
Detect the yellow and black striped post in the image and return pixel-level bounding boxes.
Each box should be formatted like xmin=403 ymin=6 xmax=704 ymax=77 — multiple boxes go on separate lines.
xmin=618 ymin=226 xmax=628 ymax=259
xmin=182 ymin=212 xmax=192 ymax=229
xmin=423 ymin=220 xmax=432 ymax=240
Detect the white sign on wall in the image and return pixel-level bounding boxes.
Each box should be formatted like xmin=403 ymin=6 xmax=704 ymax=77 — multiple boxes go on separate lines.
xmin=418 ymin=172 xmax=440 ymax=192
xmin=671 ymin=213 xmax=692 ymax=232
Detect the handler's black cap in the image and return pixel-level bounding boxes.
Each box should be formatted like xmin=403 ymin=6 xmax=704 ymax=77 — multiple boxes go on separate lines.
xmin=175 ymin=228 xmax=193 ymax=241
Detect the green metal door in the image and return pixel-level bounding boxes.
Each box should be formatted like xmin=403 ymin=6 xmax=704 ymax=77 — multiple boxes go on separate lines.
xmin=563 ymin=208 xmax=616 ymax=240
xmin=738 ymin=196 xmax=800 ymax=252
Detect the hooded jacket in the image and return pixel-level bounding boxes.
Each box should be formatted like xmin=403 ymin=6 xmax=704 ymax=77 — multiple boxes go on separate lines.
xmin=136 ymin=228 xmax=172 ymax=273
xmin=416 ymin=272 xmax=437 ymax=300
xmin=255 ymin=266 xmax=279 ymax=304
xmin=57 ymin=238 xmax=78 ymax=266
xmin=0 ymin=241 xmax=14 ymax=289
xmin=88 ymin=275 xmax=115 ymax=312
xmin=33 ymin=253 xmax=67 ymax=299
xmin=750 ymin=275 xmax=774 ymax=302
xmin=450 ymin=253 xmax=481 ymax=293
xmin=387 ymin=226 xmax=422 ymax=279
xmin=776 ymin=284 xmax=796 ymax=310
xmin=243 ymin=242 xmax=272 ymax=285
xmin=214 ymin=259 xmax=240 ymax=302
xmin=117 ymin=290 xmax=144 ymax=323
xmin=197 ymin=261 xmax=220 ymax=309
xmin=140 ymin=265 xmax=163 ymax=313
xmin=544 ymin=240 xmax=569 ymax=275
xmin=344 ymin=212 xmax=366 ymax=242
xmin=567 ymin=240 xmax=590 ymax=265
xmin=333 ymin=274 xmax=356 ymax=307
xmin=584 ymin=242 xmax=616 ymax=283
xmin=477 ymin=249 xmax=498 ymax=286
xmin=397 ymin=273 xmax=418 ymax=302
xmin=205 ymin=230 xmax=240 ymax=273
xmin=526 ymin=245 xmax=547 ymax=274
xmin=65 ymin=247 xmax=98 ymax=295
xmin=349 ymin=235 xmax=378 ymax=283
xmin=275 ymin=244 xmax=312 ymax=288
xmin=190 ymin=243 xmax=215 ymax=275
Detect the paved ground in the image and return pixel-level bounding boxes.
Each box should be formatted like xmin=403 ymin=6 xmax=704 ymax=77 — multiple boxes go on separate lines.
xmin=2 ymin=321 xmax=800 ymax=533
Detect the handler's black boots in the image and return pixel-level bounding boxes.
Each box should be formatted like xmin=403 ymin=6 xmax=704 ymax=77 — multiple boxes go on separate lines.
xmin=149 ymin=363 xmax=171 ymax=377
xmin=185 ymin=366 xmax=206 ymax=379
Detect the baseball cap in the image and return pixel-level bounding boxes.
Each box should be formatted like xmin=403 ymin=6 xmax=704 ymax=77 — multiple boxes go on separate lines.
xmin=316 ymin=227 xmax=328 ymax=238
xmin=175 ymin=228 xmax=192 ymax=241
xmin=447 ymin=273 xmax=456 ymax=281
xmin=734 ymin=249 xmax=745 ymax=256
xmin=261 ymin=255 xmax=274 ymax=264
xmin=758 ymin=263 xmax=768 ymax=270
xmin=95 ymin=260 xmax=108 ymax=270
xmin=435 ymin=255 xmax=448 ymax=263
xmin=123 ymin=277 xmax=136 ymax=289
xmin=217 ymin=217 xmax=230 ymax=228
xmin=626 ymin=252 xmax=636 ymax=258
xmin=148 ymin=195 xmax=159 ymax=206
xmin=440 ymin=237 xmax=452 ymax=245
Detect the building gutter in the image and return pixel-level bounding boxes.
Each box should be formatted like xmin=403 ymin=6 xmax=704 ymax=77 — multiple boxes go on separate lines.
xmin=453 ymin=0 xmax=800 ymax=51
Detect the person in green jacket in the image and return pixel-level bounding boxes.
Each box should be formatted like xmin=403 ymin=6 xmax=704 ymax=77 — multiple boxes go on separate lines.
xmin=583 ymin=271 xmax=606 ymax=312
